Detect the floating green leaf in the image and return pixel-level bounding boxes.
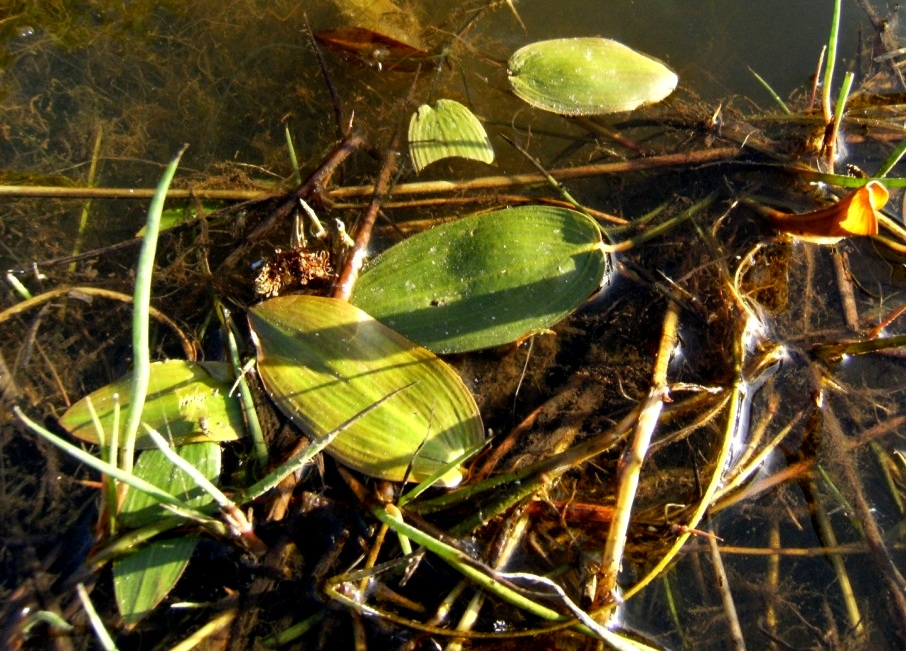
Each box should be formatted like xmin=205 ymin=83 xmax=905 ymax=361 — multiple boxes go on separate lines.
xmin=248 ymin=296 xmax=483 ymax=486
xmin=59 ymin=360 xmax=245 ymax=448
xmin=350 ymin=205 xmax=610 ymax=353
xmin=507 ymin=37 xmax=678 ymax=115
xmin=113 ymin=536 xmax=196 ymax=629
xmin=408 ymin=99 xmax=494 ymax=173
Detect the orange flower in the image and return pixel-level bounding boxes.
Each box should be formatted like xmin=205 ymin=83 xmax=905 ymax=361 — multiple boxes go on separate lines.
xmin=753 ymin=181 xmax=887 ymax=245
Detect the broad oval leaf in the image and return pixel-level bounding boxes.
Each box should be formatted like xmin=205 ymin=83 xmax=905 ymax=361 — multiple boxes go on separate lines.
xmin=248 ymin=296 xmax=483 ymax=486
xmin=59 ymin=360 xmax=245 ymax=448
xmin=408 ymin=99 xmax=495 ymax=173
xmin=350 ymin=205 xmax=611 ymax=353
xmin=507 ymin=37 xmax=678 ymax=115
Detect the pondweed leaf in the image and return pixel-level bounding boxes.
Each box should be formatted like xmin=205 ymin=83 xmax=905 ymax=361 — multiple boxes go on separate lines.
xmin=59 ymin=360 xmax=245 ymax=448
xmin=351 ymin=205 xmax=611 ymax=353
xmin=408 ymin=99 xmax=494 ymax=173
xmin=114 ymin=536 xmax=197 ymax=629
xmin=119 ymin=442 xmax=221 ymax=530
xmin=508 ymin=37 xmax=678 ymax=115
xmin=248 ymin=296 xmax=483 ymax=486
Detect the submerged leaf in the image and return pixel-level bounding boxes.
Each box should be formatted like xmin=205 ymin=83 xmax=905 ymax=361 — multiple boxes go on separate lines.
xmin=315 ymin=26 xmax=433 ymax=71
xmin=507 ymin=37 xmax=678 ymax=115
xmin=248 ymin=296 xmax=483 ymax=486
xmin=408 ymin=99 xmax=495 ymax=173
xmin=350 ymin=205 xmax=611 ymax=353
xmin=114 ymin=537 xmax=196 ymax=629
xmin=59 ymin=360 xmax=245 ymax=448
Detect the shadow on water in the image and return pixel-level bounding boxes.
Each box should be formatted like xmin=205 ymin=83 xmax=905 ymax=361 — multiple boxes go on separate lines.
xmin=2 ymin=1 xmax=906 ymax=649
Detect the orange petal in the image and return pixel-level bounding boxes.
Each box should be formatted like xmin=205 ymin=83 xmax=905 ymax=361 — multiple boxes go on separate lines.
xmin=837 ymin=180 xmax=886 ymax=235
xmin=762 ymin=181 xmax=886 ymax=243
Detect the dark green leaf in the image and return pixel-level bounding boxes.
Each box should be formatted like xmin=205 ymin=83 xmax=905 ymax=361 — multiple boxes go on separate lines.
xmin=351 ymin=205 xmax=611 ymax=353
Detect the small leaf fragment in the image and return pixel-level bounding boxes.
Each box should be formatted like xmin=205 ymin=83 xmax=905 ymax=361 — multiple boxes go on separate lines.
xmin=408 ymin=99 xmax=495 ymax=173
xmin=59 ymin=360 xmax=245 ymax=448
xmin=351 ymin=205 xmax=611 ymax=353
xmin=507 ymin=37 xmax=678 ymax=115
xmin=248 ymin=296 xmax=483 ymax=486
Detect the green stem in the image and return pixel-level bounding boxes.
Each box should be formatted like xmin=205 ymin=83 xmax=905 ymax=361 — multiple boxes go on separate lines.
xmin=822 ymin=0 xmax=842 ymax=123
xmin=122 ymin=146 xmax=187 ymax=474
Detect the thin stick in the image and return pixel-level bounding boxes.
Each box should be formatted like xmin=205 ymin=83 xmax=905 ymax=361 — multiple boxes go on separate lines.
xmin=707 ymin=528 xmax=746 ymax=650
xmin=0 ymin=147 xmax=741 ymax=202
xmin=810 ymin=477 xmax=865 ymax=639
xmin=597 ymin=300 xmax=679 ymax=604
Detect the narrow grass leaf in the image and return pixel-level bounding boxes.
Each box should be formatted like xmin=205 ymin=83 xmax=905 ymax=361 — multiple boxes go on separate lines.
xmin=248 ymin=296 xmax=483 ymax=486
xmin=350 ymin=205 xmax=611 ymax=353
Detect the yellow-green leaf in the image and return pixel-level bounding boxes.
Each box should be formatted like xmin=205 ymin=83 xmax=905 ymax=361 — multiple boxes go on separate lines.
xmin=508 ymin=37 xmax=678 ymax=115
xmin=408 ymin=99 xmax=494 ymax=173
xmin=248 ymin=296 xmax=483 ymax=486
xmin=350 ymin=205 xmax=611 ymax=353
xmin=59 ymin=360 xmax=245 ymax=448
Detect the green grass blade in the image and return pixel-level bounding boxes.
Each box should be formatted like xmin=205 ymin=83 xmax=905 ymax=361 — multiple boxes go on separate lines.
xmin=123 ymin=146 xmax=188 ymax=474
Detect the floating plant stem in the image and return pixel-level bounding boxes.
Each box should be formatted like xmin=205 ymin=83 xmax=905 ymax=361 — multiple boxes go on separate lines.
xmin=707 ymin=530 xmax=745 ymax=649
xmin=809 ymin=478 xmax=865 ymax=639
xmin=620 ymin=302 xmax=747 ymax=604
xmin=598 ymin=301 xmax=679 ymax=605
xmin=826 ymin=70 xmax=854 ymax=170
xmin=76 ymin=583 xmax=117 ymax=651
xmin=122 ymin=146 xmax=187 ymax=475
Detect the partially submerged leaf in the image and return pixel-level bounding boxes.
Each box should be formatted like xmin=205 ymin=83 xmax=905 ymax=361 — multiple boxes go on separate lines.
xmin=408 ymin=99 xmax=495 ymax=173
xmin=248 ymin=296 xmax=483 ymax=486
xmin=315 ymin=26 xmax=433 ymax=71
xmin=507 ymin=37 xmax=678 ymax=115
xmin=750 ymin=180 xmax=887 ymax=244
xmin=59 ymin=360 xmax=245 ymax=448
xmin=350 ymin=205 xmax=611 ymax=353
xmin=119 ymin=442 xmax=221 ymax=530
xmin=114 ymin=536 xmax=196 ymax=629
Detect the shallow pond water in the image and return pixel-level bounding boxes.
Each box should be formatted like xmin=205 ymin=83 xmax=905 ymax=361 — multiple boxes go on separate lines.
xmin=2 ymin=1 xmax=906 ymax=650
